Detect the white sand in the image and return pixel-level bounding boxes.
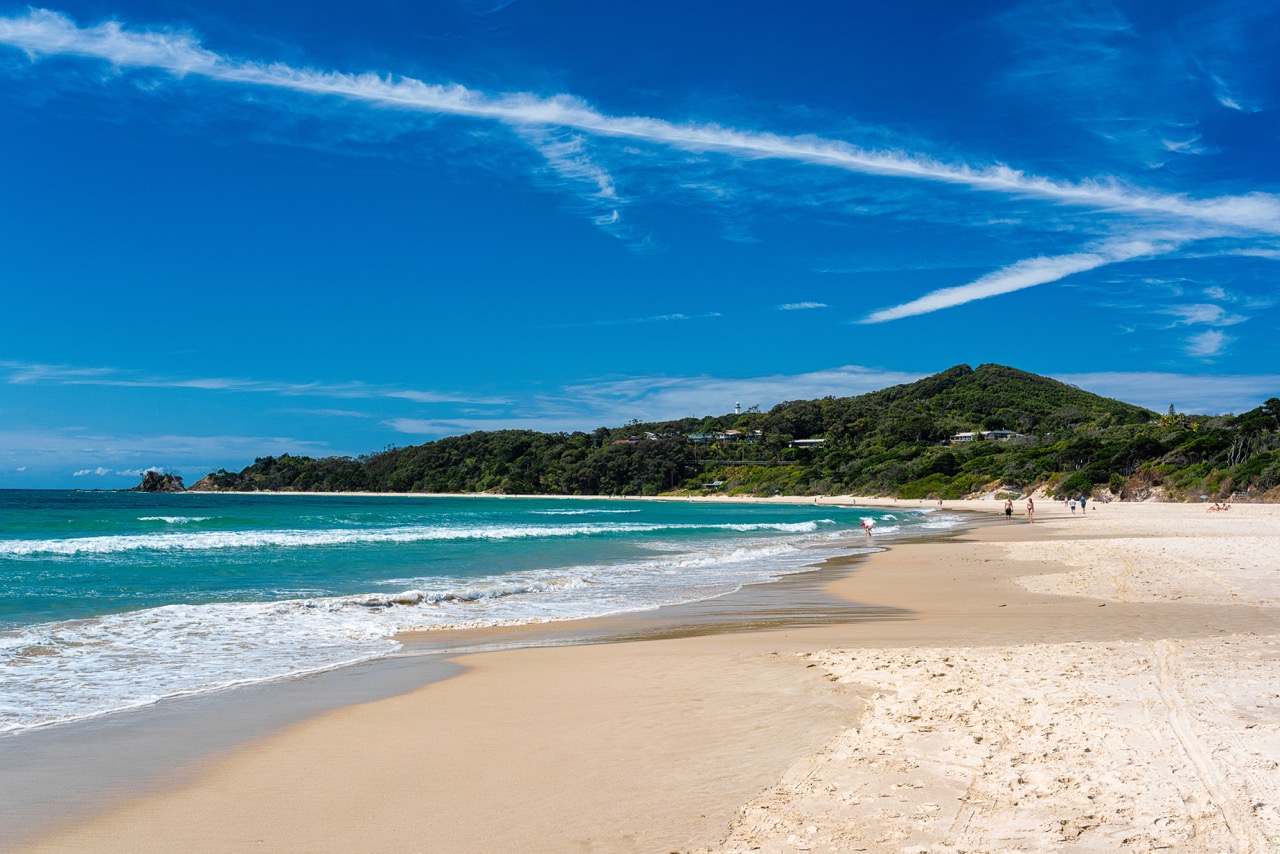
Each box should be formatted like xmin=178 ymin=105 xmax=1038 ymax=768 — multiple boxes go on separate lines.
xmin=699 ymin=502 xmax=1280 ymax=853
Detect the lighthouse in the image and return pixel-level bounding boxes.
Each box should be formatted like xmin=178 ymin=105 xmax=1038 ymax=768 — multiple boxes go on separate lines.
xmin=735 ymin=401 xmax=740 ymax=415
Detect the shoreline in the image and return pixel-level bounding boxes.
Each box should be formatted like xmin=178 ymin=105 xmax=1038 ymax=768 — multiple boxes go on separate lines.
xmin=13 ymin=500 xmax=1280 ymax=852
xmin=0 ymin=495 xmax=923 ymax=739
xmin=1 ymin=509 xmax=937 ymax=849
xmin=122 ymin=485 xmax=1277 ymax=509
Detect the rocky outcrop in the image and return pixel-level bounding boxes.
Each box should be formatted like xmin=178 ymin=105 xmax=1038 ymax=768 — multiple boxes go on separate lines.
xmin=130 ymin=471 xmax=186 ymax=493
xmin=185 ymin=475 xmax=219 ymax=492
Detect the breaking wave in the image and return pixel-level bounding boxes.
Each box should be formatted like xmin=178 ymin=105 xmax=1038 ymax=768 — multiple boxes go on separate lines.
xmin=0 ymin=520 xmax=826 ymax=557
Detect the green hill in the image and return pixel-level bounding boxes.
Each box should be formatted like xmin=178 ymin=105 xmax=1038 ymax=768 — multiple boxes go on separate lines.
xmin=758 ymin=363 xmax=1152 ymax=445
xmin=194 ymin=364 xmax=1280 ymax=502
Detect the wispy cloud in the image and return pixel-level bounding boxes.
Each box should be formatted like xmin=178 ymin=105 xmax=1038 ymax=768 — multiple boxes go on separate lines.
xmin=0 ymin=427 xmax=333 ymax=459
xmin=377 ymin=360 xmax=1280 ymax=442
xmin=288 ymin=408 xmax=375 ymax=418
xmin=3 ymin=9 xmax=1280 ymax=238
xmin=995 ymin=0 xmax=1269 ymax=166
xmin=1160 ymin=135 xmax=1213 ymax=156
xmin=3 ymin=5 xmax=1279 ymax=343
xmin=73 ymin=464 xmax=169 ymax=478
xmin=115 ymin=466 xmax=165 ymax=477
xmin=1186 ymin=329 xmax=1231 ymax=358
xmin=0 ymin=427 xmax=339 ymax=483
xmin=517 ymin=126 xmax=657 ymax=251
xmin=1054 ymin=369 xmax=1277 ymax=413
xmin=557 ymin=365 xmax=926 ymax=424
xmin=1159 ymin=303 xmax=1247 ymax=327
xmin=0 ymin=360 xmax=507 ymax=405
xmin=548 ymin=312 xmax=722 ymax=329
xmin=387 ymin=362 xmax=1280 ymax=436
xmin=383 ymin=416 xmax=583 ymax=436
xmin=378 ymin=365 xmax=928 ymax=437
xmin=859 ymin=238 xmax=1165 ymax=323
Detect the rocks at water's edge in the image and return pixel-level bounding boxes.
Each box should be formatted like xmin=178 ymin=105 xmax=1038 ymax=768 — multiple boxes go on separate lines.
xmin=130 ymin=471 xmax=186 ymax=493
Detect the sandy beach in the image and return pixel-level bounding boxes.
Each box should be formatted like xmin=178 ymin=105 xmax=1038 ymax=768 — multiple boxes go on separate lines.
xmin=13 ymin=499 xmax=1280 ymax=853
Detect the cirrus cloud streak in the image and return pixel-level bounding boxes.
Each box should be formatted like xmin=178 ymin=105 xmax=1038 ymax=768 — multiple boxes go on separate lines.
xmin=2 ymin=8 xmax=1279 ymax=240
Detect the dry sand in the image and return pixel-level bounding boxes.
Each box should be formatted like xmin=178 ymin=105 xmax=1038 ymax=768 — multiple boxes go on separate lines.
xmin=17 ymin=500 xmax=1280 ymax=853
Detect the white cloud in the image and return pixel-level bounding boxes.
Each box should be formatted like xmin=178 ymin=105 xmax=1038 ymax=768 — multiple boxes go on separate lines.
xmin=1211 ymin=72 xmax=1263 ymax=114
xmin=290 ymin=408 xmax=374 ymax=418
xmin=777 ymin=302 xmax=827 ymax=311
xmin=860 ymin=239 xmax=1165 ymax=323
xmin=558 ymin=365 xmax=926 ymax=424
xmin=16 ymin=466 xmax=27 ymax=472
xmin=517 ymin=126 xmax=657 ymax=250
xmin=1187 ymin=329 xmax=1230 ymax=358
xmin=383 ymin=416 xmax=580 ymax=436
xmin=3 ymin=361 xmax=116 ymax=384
xmin=73 ymin=466 xmax=113 ymax=476
xmin=1054 ymin=370 xmax=1278 ymax=414
xmin=1159 ymin=303 xmax=1247 ymax=326
xmin=382 ymin=365 xmax=927 ymax=436
xmin=3 ymin=9 xmax=1280 ymax=238
xmin=0 ymin=428 xmax=333 ymax=460
xmin=549 ymin=312 xmax=722 ymax=328
xmin=0 ymin=360 xmax=507 ymax=405
xmin=1161 ymin=135 xmax=1211 ymax=155
xmin=115 ymin=466 xmax=164 ymax=477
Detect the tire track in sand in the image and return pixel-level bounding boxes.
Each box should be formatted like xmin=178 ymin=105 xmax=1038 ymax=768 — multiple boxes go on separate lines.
xmin=1152 ymin=639 xmax=1269 ymax=854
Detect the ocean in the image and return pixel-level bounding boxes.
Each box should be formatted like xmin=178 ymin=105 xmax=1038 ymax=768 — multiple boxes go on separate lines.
xmin=0 ymin=490 xmax=961 ymax=734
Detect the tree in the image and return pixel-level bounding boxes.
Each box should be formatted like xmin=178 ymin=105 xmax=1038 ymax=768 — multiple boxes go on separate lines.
xmin=1264 ymin=398 xmax=1280 ymax=430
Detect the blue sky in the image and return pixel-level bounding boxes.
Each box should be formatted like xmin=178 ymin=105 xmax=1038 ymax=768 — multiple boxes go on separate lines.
xmin=2 ymin=1 xmax=1279 ymax=487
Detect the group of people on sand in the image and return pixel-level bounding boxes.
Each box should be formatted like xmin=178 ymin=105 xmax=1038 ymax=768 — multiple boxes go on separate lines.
xmin=1002 ymin=495 xmax=1090 ymax=523
xmin=1207 ymin=502 xmax=1233 ymax=512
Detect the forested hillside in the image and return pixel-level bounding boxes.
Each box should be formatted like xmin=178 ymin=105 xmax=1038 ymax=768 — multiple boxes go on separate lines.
xmin=193 ymin=364 xmax=1280 ymax=502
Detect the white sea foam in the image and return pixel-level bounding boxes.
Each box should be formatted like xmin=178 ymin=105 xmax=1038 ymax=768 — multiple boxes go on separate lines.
xmin=137 ymin=516 xmax=212 ymax=524
xmin=0 ymin=525 xmax=852 ymax=733
xmin=530 ymin=509 xmax=642 ymax=515
xmin=0 ymin=506 xmax=962 ymax=733
xmin=0 ymin=520 xmax=823 ymax=557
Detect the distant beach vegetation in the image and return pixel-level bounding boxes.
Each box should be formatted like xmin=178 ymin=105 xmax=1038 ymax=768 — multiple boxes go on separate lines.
xmin=189 ymin=364 xmax=1280 ymax=503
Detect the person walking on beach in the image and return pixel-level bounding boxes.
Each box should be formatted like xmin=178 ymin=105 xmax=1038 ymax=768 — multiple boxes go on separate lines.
xmin=1080 ymin=495 xmax=1088 ymax=513
xmin=1004 ymin=498 xmax=1013 ymax=520
xmin=1069 ymin=497 xmax=1077 ymax=514
xmin=1026 ymin=497 xmax=1035 ymax=523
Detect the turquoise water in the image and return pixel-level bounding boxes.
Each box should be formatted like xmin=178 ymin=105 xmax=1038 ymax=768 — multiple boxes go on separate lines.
xmin=0 ymin=490 xmax=959 ymax=732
